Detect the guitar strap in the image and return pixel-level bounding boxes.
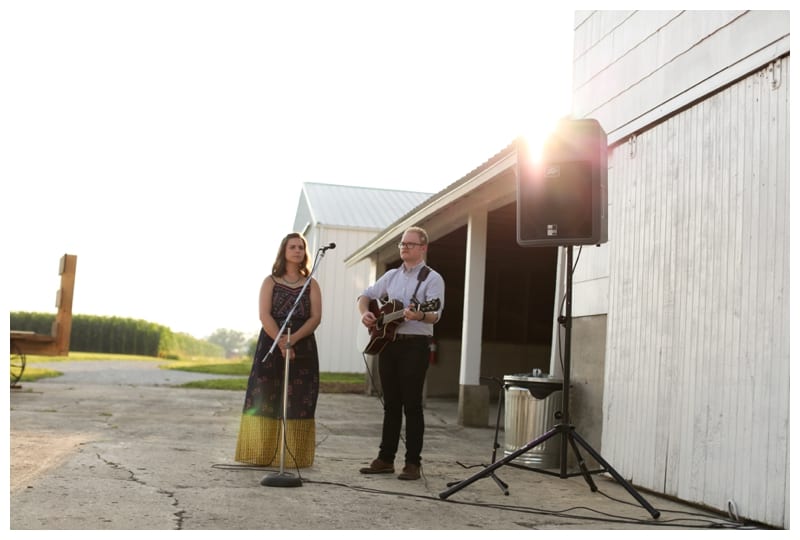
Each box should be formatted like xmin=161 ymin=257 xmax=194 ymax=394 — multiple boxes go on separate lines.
xmin=411 ymin=265 xmax=431 ymax=305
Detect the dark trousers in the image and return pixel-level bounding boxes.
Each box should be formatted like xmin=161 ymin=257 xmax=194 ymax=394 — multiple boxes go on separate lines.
xmin=377 ymin=337 xmax=429 ymax=466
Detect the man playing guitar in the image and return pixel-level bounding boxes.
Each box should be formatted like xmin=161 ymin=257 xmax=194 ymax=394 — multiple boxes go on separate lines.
xmin=356 ymin=226 xmax=445 ymax=481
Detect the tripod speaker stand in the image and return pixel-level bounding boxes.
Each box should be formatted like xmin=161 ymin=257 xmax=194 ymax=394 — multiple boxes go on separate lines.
xmin=446 ymin=376 xmax=509 ymax=496
xmin=439 ymin=245 xmax=660 ymax=520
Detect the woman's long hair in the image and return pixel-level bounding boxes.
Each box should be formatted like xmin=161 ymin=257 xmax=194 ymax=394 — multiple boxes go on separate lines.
xmin=271 ymin=232 xmax=311 ymax=277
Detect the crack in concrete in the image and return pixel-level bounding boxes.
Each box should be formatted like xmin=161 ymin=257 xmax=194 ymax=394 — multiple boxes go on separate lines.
xmin=96 ymin=453 xmax=185 ymax=529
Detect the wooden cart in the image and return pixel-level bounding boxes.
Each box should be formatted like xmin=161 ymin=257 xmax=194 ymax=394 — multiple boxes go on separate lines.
xmin=10 ymin=254 xmax=77 ymax=387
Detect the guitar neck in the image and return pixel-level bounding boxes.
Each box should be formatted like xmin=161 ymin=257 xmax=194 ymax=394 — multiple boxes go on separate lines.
xmin=381 ymin=310 xmax=407 ymax=325
xmin=380 ymin=305 xmax=434 ymax=325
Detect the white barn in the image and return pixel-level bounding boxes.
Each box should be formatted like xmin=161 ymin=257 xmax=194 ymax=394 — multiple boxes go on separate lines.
xmin=574 ymin=10 xmax=790 ymax=529
xmin=292 ymin=182 xmax=432 ymax=373
xmin=343 ymin=10 xmax=789 ymax=528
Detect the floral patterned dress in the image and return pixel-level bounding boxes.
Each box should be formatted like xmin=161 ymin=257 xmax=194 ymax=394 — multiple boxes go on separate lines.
xmin=234 ymin=279 xmax=319 ymax=468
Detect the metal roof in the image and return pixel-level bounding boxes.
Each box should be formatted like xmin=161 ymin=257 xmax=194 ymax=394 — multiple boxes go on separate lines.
xmin=300 ymin=182 xmax=433 ymax=230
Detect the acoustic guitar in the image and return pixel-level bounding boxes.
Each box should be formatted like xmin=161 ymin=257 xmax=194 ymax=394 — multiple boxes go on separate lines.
xmin=363 ymin=298 xmax=441 ymax=355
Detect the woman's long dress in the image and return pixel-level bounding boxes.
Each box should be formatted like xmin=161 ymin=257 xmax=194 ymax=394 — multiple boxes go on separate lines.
xmin=234 ymin=279 xmax=319 ymax=468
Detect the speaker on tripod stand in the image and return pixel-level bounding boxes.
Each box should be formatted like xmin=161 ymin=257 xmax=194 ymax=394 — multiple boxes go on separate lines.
xmin=440 ymin=119 xmax=660 ymax=520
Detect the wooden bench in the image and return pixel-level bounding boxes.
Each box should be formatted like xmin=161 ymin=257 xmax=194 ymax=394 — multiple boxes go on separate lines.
xmin=10 ymin=254 xmax=78 ymax=356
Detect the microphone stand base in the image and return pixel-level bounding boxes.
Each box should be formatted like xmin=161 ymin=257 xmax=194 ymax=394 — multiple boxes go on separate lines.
xmin=261 ymin=472 xmax=303 ymax=488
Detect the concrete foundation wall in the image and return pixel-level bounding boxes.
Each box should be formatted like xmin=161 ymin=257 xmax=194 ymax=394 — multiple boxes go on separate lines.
xmin=568 ymin=314 xmax=607 ymax=453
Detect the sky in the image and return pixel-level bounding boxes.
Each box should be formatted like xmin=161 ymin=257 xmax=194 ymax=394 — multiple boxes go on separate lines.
xmin=2 ymin=0 xmax=576 ymax=340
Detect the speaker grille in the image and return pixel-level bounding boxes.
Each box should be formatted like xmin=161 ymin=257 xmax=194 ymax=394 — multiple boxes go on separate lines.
xmin=516 ymin=119 xmax=608 ymax=247
xmin=518 ymin=160 xmax=593 ymax=241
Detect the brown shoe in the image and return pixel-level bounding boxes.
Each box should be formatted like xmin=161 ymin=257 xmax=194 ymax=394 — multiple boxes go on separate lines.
xmin=398 ymin=463 xmax=420 ymax=480
xmin=359 ymin=458 xmax=394 ymax=474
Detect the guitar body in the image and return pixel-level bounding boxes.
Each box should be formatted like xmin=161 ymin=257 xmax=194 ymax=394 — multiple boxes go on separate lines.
xmin=363 ymin=299 xmax=404 ymax=355
xmin=362 ymin=297 xmax=441 ymax=355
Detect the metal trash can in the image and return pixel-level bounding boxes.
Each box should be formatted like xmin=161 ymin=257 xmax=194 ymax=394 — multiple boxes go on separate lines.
xmin=503 ymin=373 xmax=563 ymax=468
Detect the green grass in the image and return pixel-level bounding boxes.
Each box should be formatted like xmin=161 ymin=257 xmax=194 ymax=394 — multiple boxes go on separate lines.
xmin=161 ymin=359 xmax=251 ymax=375
xmin=180 ymin=378 xmax=249 ymax=391
xmin=317 ymin=372 xmax=366 ymax=383
xmin=22 ymin=351 xmax=189 ymax=363
xmin=19 ymin=367 xmax=63 ymax=382
xmin=165 ymin=360 xmax=364 ymax=391
xmin=13 ymin=352 xmax=364 ymax=391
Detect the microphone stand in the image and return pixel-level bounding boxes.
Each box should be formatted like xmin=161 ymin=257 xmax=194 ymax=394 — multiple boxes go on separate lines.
xmin=260 ymin=245 xmax=331 ymax=488
xmin=261 ymin=328 xmax=301 ymax=487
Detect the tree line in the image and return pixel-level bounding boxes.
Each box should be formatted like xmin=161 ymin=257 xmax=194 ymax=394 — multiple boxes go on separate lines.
xmin=9 ymin=312 xmax=254 ymax=359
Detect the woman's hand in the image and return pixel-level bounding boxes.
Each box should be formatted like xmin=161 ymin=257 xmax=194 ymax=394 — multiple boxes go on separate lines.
xmin=277 ymin=335 xmax=293 ymax=358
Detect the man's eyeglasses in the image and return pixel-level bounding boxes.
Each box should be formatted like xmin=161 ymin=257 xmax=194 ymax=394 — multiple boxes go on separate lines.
xmin=397 ymin=242 xmax=423 ymax=249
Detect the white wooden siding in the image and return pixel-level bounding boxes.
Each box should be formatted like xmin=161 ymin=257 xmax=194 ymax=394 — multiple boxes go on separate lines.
xmin=307 ymin=224 xmax=377 ymax=373
xmin=568 ymin=10 xmax=787 ymax=320
xmin=573 ymin=10 xmax=789 ymax=146
xmin=571 ymin=243 xmax=609 ymax=317
xmin=602 ymin=59 xmax=790 ymax=528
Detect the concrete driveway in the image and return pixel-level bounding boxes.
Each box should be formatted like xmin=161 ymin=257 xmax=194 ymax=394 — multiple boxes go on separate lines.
xmin=9 ymin=361 xmax=746 ymax=530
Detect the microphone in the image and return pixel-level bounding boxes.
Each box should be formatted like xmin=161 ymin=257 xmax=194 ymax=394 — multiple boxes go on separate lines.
xmin=321 ymin=242 xmax=336 ymax=252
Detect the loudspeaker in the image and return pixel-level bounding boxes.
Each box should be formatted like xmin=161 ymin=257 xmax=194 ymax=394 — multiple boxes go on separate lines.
xmin=516 ymin=118 xmax=608 ymax=247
